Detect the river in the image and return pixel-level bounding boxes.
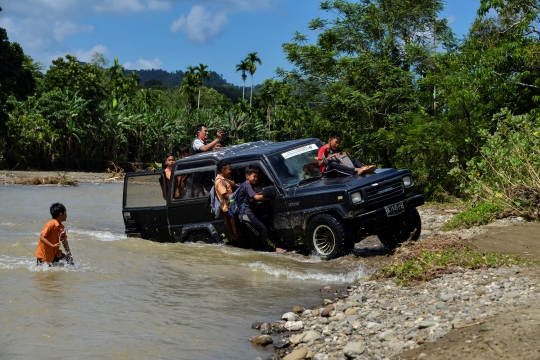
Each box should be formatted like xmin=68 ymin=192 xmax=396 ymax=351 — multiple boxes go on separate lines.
xmin=0 ymin=183 xmax=370 ymax=359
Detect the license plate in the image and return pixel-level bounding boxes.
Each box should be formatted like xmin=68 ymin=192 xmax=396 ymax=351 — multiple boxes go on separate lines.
xmin=385 ymin=201 xmax=405 ymax=217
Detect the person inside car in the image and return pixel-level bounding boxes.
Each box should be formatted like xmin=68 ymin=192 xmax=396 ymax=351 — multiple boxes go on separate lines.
xmin=318 ymin=132 xmax=376 ymax=177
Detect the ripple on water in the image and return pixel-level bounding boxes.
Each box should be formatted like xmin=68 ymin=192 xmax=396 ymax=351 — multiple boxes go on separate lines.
xmin=248 ymin=261 xmax=367 ymax=283
xmin=69 ymin=229 xmax=125 ymax=242
xmin=0 ymin=255 xmax=102 ymax=273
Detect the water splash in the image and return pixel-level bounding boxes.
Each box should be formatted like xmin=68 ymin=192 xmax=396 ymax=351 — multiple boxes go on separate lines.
xmin=0 ymin=255 xmax=100 ymax=272
xmin=247 ymin=261 xmax=367 ymax=283
xmin=69 ymin=229 xmax=125 ymax=242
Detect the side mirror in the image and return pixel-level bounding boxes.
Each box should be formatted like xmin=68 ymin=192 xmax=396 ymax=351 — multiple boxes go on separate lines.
xmin=262 ymin=186 xmax=278 ymax=199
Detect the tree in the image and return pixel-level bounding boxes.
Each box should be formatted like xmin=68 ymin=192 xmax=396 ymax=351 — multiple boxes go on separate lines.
xmin=180 ymin=67 xmax=199 ymax=108
xmin=0 ymin=6 xmax=36 ymax=136
xmin=245 ymin=52 xmax=262 ymax=106
xmin=194 ymin=63 xmax=211 ymax=109
xmin=235 ymin=60 xmax=250 ymax=101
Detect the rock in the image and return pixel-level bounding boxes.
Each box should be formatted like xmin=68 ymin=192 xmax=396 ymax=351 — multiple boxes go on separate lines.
xmin=260 ymin=322 xmax=272 ymax=333
xmin=290 ymin=333 xmax=306 ymax=344
xmin=321 ymin=286 xmax=333 ymax=292
xmin=252 ymin=322 xmax=263 ymax=330
xmin=274 ymin=339 xmax=290 ymax=349
xmin=417 ymin=338 xmax=425 ymax=345
xmin=302 ymin=330 xmax=321 ymax=343
xmin=283 ymin=312 xmax=299 ymax=321
xmin=379 ymin=331 xmax=394 ymax=342
xmin=321 ymin=304 xmax=335 ymax=317
xmin=285 ymin=321 xmax=304 ymax=331
xmin=251 ymin=335 xmax=273 ymax=346
xmin=343 ymin=342 xmax=366 ymax=358
xmin=344 ymin=329 xmax=352 ymax=336
xmin=292 ymin=306 xmax=304 ymax=314
xmin=475 ymin=288 xmax=486 ymax=296
xmin=312 ymin=309 xmax=319 ymax=317
xmin=440 ymin=293 xmax=454 ymax=302
xmin=283 ymin=347 xmax=308 ymax=360
xmin=323 ymin=299 xmax=334 ymax=305
xmin=344 ymin=308 xmax=357 ymax=316
xmin=417 ymin=321 xmax=435 ymax=329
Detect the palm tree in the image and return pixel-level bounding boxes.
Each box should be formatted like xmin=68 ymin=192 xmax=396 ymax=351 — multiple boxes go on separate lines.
xmin=245 ymin=52 xmax=262 ymax=106
xmin=194 ymin=63 xmax=211 ymax=109
xmin=235 ymin=60 xmax=249 ymax=101
xmin=180 ymin=67 xmax=199 ymax=108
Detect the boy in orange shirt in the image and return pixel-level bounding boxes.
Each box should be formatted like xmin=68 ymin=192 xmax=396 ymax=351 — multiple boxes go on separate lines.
xmin=35 ymin=203 xmax=73 ymax=265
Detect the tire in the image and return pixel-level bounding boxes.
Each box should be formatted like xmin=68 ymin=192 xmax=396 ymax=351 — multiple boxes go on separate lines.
xmin=377 ymin=208 xmax=422 ymax=249
xmin=306 ymin=214 xmax=353 ymax=260
xmin=185 ymin=230 xmax=218 ymax=244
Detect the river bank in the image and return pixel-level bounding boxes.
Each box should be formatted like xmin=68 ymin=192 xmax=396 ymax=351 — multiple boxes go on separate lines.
xmin=0 ymin=170 xmax=123 ymax=185
xmin=249 ymin=211 xmax=540 ymax=360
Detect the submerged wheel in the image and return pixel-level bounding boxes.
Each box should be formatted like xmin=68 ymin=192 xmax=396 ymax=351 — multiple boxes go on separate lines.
xmin=185 ymin=230 xmax=218 ymax=244
xmin=377 ymin=208 xmax=422 ymax=249
xmin=306 ymin=214 xmax=353 ymax=260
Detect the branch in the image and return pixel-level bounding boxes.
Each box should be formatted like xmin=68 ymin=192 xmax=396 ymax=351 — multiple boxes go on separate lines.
xmin=493 ymin=71 xmax=540 ymax=89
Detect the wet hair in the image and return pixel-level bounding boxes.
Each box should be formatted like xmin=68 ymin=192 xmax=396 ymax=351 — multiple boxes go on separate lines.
xmin=178 ymin=144 xmax=189 ymax=154
xmin=195 ymin=124 xmax=207 ymax=135
xmin=245 ymin=165 xmax=260 ymax=175
xmin=216 ymin=160 xmax=231 ymax=173
xmin=165 ymin=152 xmax=174 ymax=159
xmin=328 ymin=131 xmax=342 ymax=141
xmin=50 ymin=203 xmax=66 ymax=219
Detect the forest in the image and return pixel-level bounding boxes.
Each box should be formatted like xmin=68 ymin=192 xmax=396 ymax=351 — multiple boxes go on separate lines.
xmin=0 ymin=0 xmax=539 ymax=219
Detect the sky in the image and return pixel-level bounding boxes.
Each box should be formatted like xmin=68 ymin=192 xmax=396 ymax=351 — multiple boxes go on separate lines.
xmin=0 ymin=0 xmax=480 ymax=86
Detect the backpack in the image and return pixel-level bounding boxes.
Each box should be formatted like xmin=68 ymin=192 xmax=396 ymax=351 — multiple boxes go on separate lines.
xmin=207 ymin=179 xmax=227 ymax=218
xmin=228 ymin=182 xmax=247 ymax=221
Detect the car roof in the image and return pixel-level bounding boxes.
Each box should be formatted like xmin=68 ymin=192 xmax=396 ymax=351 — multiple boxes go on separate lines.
xmin=177 ymin=138 xmax=321 ymax=165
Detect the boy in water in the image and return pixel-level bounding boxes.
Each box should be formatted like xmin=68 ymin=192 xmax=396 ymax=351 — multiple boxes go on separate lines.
xmin=237 ymin=165 xmax=285 ymax=253
xmin=35 ymin=203 xmax=73 ymax=265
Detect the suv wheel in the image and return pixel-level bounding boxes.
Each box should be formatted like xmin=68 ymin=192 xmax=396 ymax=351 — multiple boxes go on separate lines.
xmin=377 ymin=208 xmax=421 ymax=249
xmin=185 ymin=230 xmax=218 ymax=244
xmin=306 ymin=214 xmax=352 ymax=260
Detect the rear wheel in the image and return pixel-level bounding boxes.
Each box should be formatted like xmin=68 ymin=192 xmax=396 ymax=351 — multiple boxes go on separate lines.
xmin=377 ymin=208 xmax=421 ymax=249
xmin=306 ymin=214 xmax=353 ymax=260
xmin=185 ymin=230 xmax=218 ymax=244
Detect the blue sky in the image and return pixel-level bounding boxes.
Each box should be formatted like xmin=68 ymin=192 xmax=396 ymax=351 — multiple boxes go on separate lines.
xmin=0 ymin=0 xmax=480 ymax=86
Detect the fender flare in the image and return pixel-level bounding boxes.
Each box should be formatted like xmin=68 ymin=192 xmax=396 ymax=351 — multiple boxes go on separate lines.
xmin=178 ymin=223 xmax=221 ymax=243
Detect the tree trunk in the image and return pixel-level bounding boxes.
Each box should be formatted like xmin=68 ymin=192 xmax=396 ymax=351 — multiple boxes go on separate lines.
xmin=250 ymin=75 xmax=253 ymax=106
xmin=198 ymin=87 xmax=201 ymax=109
xmin=242 ymin=80 xmax=245 ymax=100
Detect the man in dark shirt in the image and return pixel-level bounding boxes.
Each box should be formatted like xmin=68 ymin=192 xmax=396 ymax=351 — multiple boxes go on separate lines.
xmin=237 ymin=165 xmax=285 ymax=253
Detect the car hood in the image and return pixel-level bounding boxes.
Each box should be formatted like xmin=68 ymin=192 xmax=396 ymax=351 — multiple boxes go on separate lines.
xmin=289 ymin=168 xmax=408 ymax=193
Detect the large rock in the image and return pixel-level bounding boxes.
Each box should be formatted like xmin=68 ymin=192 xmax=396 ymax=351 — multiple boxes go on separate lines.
xmin=260 ymin=322 xmax=272 ymax=334
xmin=343 ymin=342 xmax=366 ymax=358
xmin=344 ymin=308 xmax=357 ymax=316
xmin=321 ymin=304 xmax=334 ymax=317
xmin=290 ymin=333 xmax=306 ymax=344
xmin=284 ymin=321 xmax=304 ymax=331
xmin=292 ymin=306 xmax=304 ymax=314
xmin=302 ymin=330 xmax=321 ymax=343
xmin=282 ymin=312 xmax=299 ymax=321
xmin=251 ymin=335 xmax=273 ymax=346
xmin=283 ymin=347 xmax=308 ymax=360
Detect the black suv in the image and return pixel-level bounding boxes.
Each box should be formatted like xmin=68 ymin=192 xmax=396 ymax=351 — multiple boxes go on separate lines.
xmin=122 ymin=138 xmax=424 ymax=259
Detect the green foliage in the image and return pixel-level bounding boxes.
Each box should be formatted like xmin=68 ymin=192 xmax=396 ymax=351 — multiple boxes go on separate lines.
xmin=374 ymin=246 xmax=530 ymax=286
xmin=442 ymin=202 xmax=501 ymax=230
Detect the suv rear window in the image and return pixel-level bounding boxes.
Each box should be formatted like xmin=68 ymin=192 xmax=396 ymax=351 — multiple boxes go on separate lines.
xmin=268 ymin=142 xmax=322 ymax=188
xmin=125 ymin=174 xmax=167 ymax=208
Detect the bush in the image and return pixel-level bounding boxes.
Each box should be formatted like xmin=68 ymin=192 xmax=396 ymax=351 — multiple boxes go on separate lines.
xmin=452 ymin=109 xmax=540 ymax=220
xmin=442 ymin=202 xmax=501 ymax=230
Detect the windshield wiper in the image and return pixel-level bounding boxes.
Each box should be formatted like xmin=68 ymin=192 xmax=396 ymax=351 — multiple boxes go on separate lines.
xmin=295 ymin=174 xmax=323 ymax=188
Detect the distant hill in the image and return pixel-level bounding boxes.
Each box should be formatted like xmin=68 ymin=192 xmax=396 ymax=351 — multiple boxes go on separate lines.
xmin=124 ymin=68 xmax=255 ymax=103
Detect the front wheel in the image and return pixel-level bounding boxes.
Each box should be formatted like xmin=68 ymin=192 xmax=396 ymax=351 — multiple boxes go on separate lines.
xmin=306 ymin=214 xmax=353 ymax=260
xmin=377 ymin=208 xmax=421 ymax=249
xmin=185 ymin=230 xmax=218 ymax=244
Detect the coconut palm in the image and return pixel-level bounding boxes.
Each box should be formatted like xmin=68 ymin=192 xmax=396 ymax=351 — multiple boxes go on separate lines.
xmin=194 ymin=63 xmax=211 ymax=109
xmin=235 ymin=60 xmax=250 ymax=101
xmin=180 ymin=67 xmax=199 ymax=108
xmin=245 ymin=52 xmax=262 ymax=106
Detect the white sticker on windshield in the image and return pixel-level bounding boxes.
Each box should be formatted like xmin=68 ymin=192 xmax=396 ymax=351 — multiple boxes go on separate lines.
xmin=281 ymin=144 xmax=318 ymax=159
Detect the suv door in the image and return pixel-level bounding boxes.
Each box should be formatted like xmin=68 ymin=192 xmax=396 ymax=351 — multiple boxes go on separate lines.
xmin=122 ymin=171 xmax=171 ymax=242
xmin=168 ymin=163 xmax=226 ymax=242
xmin=229 ymin=161 xmax=294 ymax=246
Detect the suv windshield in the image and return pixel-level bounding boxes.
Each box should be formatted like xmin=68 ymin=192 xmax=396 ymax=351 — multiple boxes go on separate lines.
xmin=268 ymin=141 xmax=323 ymax=188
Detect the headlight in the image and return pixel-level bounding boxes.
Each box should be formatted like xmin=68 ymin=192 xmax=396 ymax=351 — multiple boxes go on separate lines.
xmin=123 ymin=212 xmax=131 ymax=220
xmin=403 ymin=176 xmax=413 ymax=187
xmin=351 ymin=191 xmax=362 ymax=204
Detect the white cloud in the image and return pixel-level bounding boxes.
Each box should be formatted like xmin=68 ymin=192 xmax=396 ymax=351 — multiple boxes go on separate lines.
xmin=446 ymin=15 xmax=456 ymax=24
xmin=94 ymin=0 xmax=145 ymax=13
xmin=147 ymin=0 xmax=172 ymax=11
xmin=53 ymin=21 xmax=95 ymax=43
xmin=124 ymin=58 xmax=163 ymax=69
xmin=170 ymin=5 xmax=228 ymax=44
xmin=72 ymin=44 xmax=111 ymax=62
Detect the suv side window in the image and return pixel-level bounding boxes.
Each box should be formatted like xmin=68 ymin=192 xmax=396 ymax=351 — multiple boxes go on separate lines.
xmin=172 ymin=167 xmax=215 ymax=201
xmin=124 ymin=173 xmax=167 ymax=208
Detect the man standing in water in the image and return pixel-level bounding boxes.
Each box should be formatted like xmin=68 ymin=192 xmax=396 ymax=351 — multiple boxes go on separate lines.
xmin=191 ymin=125 xmax=225 ymax=155
xmin=35 ymin=203 xmax=73 ymax=265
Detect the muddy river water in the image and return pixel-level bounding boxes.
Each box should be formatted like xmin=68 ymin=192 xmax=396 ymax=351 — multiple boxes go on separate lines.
xmin=0 ymin=183 xmax=371 ymax=359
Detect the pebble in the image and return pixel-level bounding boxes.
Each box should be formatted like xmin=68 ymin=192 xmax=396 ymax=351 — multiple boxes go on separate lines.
xmin=283 ymin=347 xmax=308 ymax=360
xmin=251 ymin=335 xmax=273 ymax=346
xmin=321 ymin=304 xmax=334 ymax=317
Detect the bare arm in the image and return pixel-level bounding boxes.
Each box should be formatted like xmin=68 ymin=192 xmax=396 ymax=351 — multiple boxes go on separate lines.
xmin=199 ymin=131 xmax=224 ymax=152
xmin=253 ymin=194 xmax=264 ymax=201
